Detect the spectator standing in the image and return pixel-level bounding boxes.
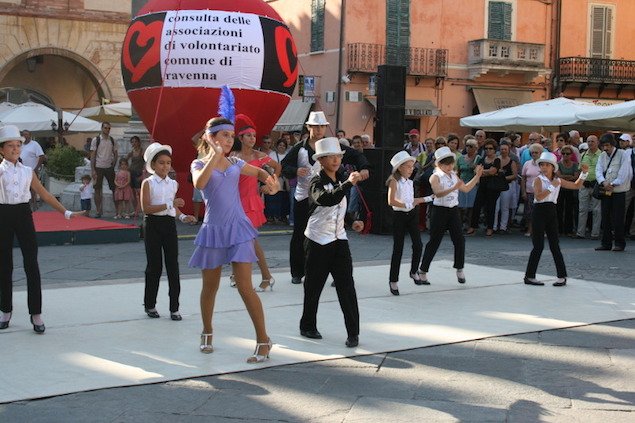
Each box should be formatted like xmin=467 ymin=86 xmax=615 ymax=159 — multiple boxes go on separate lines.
xmin=266 ymin=139 xmax=289 ymax=223
xmin=19 ymin=130 xmax=45 ymax=210
xmin=556 ymin=146 xmax=579 ymax=236
xmin=576 ymin=135 xmax=602 ymax=239
xmin=90 ymin=122 xmax=117 ymax=217
xmin=126 ymin=136 xmax=145 ymax=216
xmin=457 ymin=138 xmax=481 ymax=227
xmin=493 ymin=141 xmax=518 ymax=233
xmin=595 ymin=133 xmax=631 ymax=252
xmin=467 ymin=139 xmax=501 ymax=236
xmin=521 ymin=144 xmax=544 ymax=236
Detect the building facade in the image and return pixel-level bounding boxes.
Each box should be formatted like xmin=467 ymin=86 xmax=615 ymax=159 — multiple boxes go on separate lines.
xmin=267 ymin=0 xmax=635 ymax=144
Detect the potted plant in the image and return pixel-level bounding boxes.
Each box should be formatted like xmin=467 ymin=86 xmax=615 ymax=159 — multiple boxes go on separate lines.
xmin=45 ymin=145 xmax=84 ymax=196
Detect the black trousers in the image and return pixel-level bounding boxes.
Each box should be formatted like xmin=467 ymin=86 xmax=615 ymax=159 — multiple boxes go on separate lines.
xmin=420 ymin=205 xmax=465 ymax=272
xmin=600 ymin=191 xmax=626 ymax=249
xmin=389 ymin=208 xmax=423 ymax=282
xmin=289 ymin=197 xmax=310 ymax=278
xmin=144 ymin=215 xmax=180 ymax=312
xmin=0 ymin=203 xmax=42 ymax=314
xmin=470 ymin=183 xmax=500 ymax=230
xmin=300 ymin=239 xmax=359 ymax=337
xmin=525 ymin=203 xmax=567 ymax=278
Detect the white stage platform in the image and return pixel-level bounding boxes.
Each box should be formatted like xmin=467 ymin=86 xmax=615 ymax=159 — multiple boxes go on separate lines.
xmin=1 ymin=261 xmax=633 ymax=404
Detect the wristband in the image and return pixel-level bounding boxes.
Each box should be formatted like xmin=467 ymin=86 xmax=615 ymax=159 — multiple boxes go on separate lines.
xmin=546 ymin=185 xmax=554 ymax=193
xmin=166 ymin=203 xmax=174 ymax=212
xmin=423 ymin=195 xmax=434 ymax=203
xmin=64 ymin=210 xmax=72 ymax=220
xmin=579 ymin=171 xmax=588 ymax=181
xmin=179 ymin=214 xmax=187 ymax=222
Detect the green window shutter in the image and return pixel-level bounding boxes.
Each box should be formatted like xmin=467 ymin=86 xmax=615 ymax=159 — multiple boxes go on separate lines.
xmin=590 ymin=5 xmax=612 ymax=58
xmin=311 ymin=0 xmax=325 ymax=52
xmin=488 ymin=1 xmax=512 ymax=41
xmin=386 ymin=0 xmax=410 ymax=67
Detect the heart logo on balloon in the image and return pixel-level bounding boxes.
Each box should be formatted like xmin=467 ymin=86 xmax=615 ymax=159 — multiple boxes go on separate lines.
xmin=275 ymin=26 xmax=298 ymax=88
xmin=122 ymin=20 xmax=163 ymax=83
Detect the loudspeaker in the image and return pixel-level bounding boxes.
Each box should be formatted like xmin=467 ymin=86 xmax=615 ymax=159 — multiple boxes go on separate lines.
xmin=377 ymin=65 xmax=406 ymax=107
xmin=359 ymin=147 xmax=402 ymax=234
xmin=376 ymin=65 xmax=406 ymax=148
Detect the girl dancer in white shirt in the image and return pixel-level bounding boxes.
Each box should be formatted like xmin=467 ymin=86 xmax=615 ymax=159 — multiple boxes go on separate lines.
xmin=0 ymin=125 xmax=83 ymax=333
xmin=524 ymin=152 xmax=588 ymax=287
xmin=418 ymin=147 xmax=482 ymax=285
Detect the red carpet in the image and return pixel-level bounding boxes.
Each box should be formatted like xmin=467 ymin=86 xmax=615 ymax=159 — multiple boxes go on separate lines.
xmin=29 ymin=212 xmax=140 ymax=246
xmin=34 ymin=212 xmax=137 ymax=232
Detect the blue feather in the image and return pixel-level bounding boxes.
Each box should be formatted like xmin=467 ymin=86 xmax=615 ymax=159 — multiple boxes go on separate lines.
xmin=218 ymin=85 xmax=235 ymax=124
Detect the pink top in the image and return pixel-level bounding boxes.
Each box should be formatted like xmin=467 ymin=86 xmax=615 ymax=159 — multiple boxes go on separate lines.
xmin=521 ymin=160 xmax=541 ymax=194
xmin=238 ymin=156 xmax=272 ymax=228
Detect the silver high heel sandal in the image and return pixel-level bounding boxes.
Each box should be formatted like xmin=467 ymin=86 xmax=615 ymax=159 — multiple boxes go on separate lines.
xmin=200 ymin=333 xmax=214 ymax=354
xmin=254 ymin=277 xmax=275 ymax=292
xmin=246 ymin=338 xmax=272 ymax=363
xmin=229 ymin=274 xmax=236 ymax=288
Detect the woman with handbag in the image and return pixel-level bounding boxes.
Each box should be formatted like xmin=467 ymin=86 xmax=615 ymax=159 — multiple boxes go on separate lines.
xmin=467 ymin=139 xmax=502 ymax=236
xmin=493 ymin=141 xmax=518 ymax=234
xmin=556 ymin=146 xmax=580 ymax=236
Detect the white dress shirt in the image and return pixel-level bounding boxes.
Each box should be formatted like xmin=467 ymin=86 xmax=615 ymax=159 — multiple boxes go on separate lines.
xmin=305 ymin=179 xmax=351 ymax=245
xmin=391 ymin=177 xmax=415 ymax=211
xmin=534 ymin=174 xmax=560 ymax=204
xmin=145 ymin=174 xmax=178 ymax=217
xmin=294 ymin=147 xmax=321 ymax=202
xmin=0 ymin=159 xmax=33 ymax=204
xmin=432 ymin=168 xmax=459 ymax=208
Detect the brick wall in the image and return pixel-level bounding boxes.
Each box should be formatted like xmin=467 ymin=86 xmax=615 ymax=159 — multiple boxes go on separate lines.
xmin=0 ymin=0 xmax=129 ymax=23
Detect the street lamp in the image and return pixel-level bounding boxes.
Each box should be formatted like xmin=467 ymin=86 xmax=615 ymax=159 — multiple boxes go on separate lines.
xmin=50 ymin=109 xmax=70 ymax=145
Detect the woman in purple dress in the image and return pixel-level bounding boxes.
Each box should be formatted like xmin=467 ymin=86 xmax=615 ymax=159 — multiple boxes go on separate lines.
xmin=189 ymin=116 xmax=279 ymax=363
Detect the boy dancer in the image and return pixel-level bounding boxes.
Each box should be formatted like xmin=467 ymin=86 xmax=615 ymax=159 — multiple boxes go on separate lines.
xmin=299 ymin=137 xmax=364 ymax=347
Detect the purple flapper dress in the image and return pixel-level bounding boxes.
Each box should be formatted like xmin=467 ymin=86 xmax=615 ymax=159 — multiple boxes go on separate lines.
xmin=188 ymin=158 xmax=258 ymax=269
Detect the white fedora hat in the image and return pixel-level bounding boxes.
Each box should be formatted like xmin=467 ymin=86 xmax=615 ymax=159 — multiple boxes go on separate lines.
xmin=536 ymin=151 xmax=558 ymax=168
xmin=0 ymin=125 xmax=25 ymax=145
xmin=312 ymin=137 xmax=343 ymax=161
xmin=143 ymin=142 xmax=173 ymax=174
xmin=390 ymin=150 xmax=416 ymax=173
xmin=305 ymin=111 xmax=329 ymax=126
xmin=434 ymin=146 xmax=455 ymax=164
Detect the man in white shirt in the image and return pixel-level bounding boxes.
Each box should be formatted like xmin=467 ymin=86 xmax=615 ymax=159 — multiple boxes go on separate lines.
xmin=90 ymin=122 xmax=117 ymax=217
xmin=19 ymin=130 xmax=45 ymax=210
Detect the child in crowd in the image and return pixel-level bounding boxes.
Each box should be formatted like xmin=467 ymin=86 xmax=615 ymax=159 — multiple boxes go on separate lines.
xmin=0 ymin=125 xmax=83 ymax=334
xmin=418 ymin=147 xmax=483 ymax=284
xmin=189 ymin=114 xmax=279 ymax=363
xmin=299 ymin=137 xmax=364 ymax=348
xmin=114 ymin=158 xmax=134 ymax=219
xmin=140 ymin=143 xmax=195 ymax=321
xmin=524 ymin=152 xmax=588 ymax=287
xmin=386 ymin=151 xmax=434 ymax=296
xmin=79 ymin=174 xmax=93 ymax=215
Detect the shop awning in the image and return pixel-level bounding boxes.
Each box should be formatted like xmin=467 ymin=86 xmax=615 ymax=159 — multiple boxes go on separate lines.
xmin=365 ymin=98 xmax=439 ymax=116
xmin=471 ymin=88 xmax=534 ymax=113
xmin=272 ymin=99 xmax=313 ymax=132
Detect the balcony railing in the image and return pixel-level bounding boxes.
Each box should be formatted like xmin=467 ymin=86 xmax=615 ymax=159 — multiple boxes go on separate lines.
xmin=347 ymin=43 xmax=448 ymax=77
xmin=559 ymin=57 xmax=635 ymax=85
xmin=468 ymin=39 xmax=545 ymax=68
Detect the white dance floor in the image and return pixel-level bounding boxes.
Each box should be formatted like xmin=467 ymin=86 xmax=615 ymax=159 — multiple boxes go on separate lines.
xmin=1 ymin=261 xmax=633 ymax=403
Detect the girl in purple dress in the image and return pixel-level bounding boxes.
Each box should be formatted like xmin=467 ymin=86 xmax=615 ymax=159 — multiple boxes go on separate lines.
xmin=189 ymin=116 xmax=279 ymax=363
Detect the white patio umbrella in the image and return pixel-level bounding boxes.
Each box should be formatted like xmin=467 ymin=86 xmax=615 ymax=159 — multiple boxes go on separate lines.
xmin=574 ymin=100 xmax=635 ymax=131
xmin=72 ymin=101 xmax=132 ymax=123
xmin=460 ymin=97 xmax=605 ymax=132
xmin=0 ymin=101 xmax=101 ymax=135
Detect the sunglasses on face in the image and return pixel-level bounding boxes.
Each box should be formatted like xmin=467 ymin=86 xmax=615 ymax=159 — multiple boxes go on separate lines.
xmin=562 ymin=152 xmax=571 ymax=155
xmin=484 ymin=147 xmax=495 ymax=150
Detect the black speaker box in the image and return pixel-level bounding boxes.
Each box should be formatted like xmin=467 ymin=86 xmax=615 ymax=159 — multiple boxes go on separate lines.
xmin=377 ymin=65 xmax=406 ymax=107
xmin=360 ymin=147 xmax=402 ymax=234
xmin=376 ymin=65 xmax=406 ymax=149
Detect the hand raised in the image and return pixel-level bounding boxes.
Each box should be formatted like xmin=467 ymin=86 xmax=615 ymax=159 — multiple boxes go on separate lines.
xmin=348 ymin=171 xmax=362 ymax=185
xmin=579 ymin=163 xmax=589 ymax=173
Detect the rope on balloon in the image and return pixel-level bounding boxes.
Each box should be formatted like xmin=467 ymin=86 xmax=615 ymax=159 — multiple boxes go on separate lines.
xmin=151 ymin=0 xmax=183 ymax=140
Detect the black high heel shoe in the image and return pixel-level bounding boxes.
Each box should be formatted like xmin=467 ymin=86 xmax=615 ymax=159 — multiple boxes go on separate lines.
xmin=30 ymin=315 xmax=45 ymax=334
xmin=389 ymin=282 xmax=400 ymax=296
